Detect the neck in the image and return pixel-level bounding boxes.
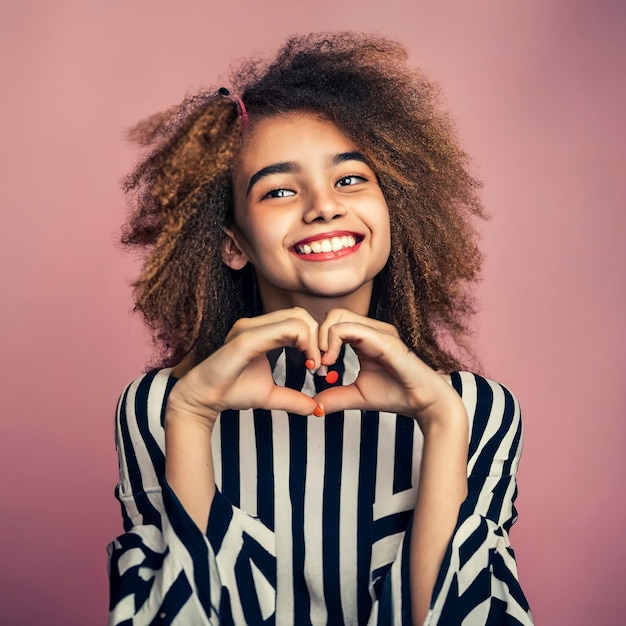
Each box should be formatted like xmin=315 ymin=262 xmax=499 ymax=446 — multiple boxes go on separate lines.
xmin=258 ymin=283 xmax=374 ymax=324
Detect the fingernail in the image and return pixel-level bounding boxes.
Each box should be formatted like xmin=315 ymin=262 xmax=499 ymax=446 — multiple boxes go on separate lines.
xmin=325 ymin=370 xmax=339 ymax=384
xmin=305 ymin=359 xmax=315 ymax=370
xmin=313 ymin=405 xmax=325 ymax=418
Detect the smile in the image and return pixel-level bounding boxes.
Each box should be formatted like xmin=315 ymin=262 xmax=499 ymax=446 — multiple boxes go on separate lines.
xmin=294 ymin=233 xmax=361 ymax=255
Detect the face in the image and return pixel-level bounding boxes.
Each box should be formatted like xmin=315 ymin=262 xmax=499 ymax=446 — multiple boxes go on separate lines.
xmin=224 ymin=112 xmax=391 ymax=316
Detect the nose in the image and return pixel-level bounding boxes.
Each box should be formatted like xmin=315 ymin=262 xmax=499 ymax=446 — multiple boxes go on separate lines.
xmin=303 ymin=187 xmax=347 ymax=223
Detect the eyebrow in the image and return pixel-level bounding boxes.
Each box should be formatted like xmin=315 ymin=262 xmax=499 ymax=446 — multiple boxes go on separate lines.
xmin=330 ymin=151 xmax=368 ymax=167
xmin=245 ymin=151 xmax=369 ymax=197
xmin=246 ymin=162 xmax=300 ymax=197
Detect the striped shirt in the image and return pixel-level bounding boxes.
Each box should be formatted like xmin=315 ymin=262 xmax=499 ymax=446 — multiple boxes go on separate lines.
xmin=108 ymin=346 xmax=533 ymax=625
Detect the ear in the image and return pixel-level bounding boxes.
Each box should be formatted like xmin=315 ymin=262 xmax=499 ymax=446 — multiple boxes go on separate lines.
xmin=221 ymin=228 xmax=249 ymax=270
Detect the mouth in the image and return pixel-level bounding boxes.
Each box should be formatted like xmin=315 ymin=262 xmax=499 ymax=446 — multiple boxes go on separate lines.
xmin=292 ymin=232 xmax=363 ymax=256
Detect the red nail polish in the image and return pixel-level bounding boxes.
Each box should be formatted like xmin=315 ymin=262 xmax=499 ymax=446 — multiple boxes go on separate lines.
xmin=313 ymin=405 xmax=325 ymax=417
xmin=325 ymin=370 xmax=339 ymax=384
xmin=305 ymin=359 xmax=315 ymax=370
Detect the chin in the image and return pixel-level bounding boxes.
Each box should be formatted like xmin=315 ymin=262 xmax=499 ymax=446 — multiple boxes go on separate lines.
xmin=305 ymin=281 xmax=373 ymax=300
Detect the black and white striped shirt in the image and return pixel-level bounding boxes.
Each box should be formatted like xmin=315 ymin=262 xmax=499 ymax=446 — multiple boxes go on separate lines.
xmin=108 ymin=347 xmax=533 ymax=624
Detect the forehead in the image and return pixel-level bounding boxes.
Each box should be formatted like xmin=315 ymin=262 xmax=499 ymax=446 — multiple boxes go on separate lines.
xmin=235 ymin=112 xmax=359 ymax=172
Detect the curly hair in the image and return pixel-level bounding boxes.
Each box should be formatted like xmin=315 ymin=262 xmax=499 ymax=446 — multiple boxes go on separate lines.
xmin=121 ymin=32 xmax=486 ymax=372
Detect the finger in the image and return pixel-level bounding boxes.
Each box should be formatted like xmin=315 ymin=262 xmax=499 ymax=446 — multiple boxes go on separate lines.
xmin=228 ymin=318 xmax=320 ymax=368
xmin=315 ymin=378 xmax=420 ymax=417
xmin=329 ymin=325 xmax=454 ymax=411
xmin=226 ymin=307 xmax=319 ymax=342
xmin=317 ymin=308 xmax=351 ymax=353
xmin=313 ymin=386 xmax=369 ymax=414
xmin=266 ymin=386 xmax=320 ymax=417
xmin=318 ymin=308 xmax=398 ymax=356
xmin=322 ymin=321 xmax=391 ymax=366
xmin=324 ymin=322 xmax=439 ymax=394
xmin=188 ymin=318 xmax=316 ymax=394
xmin=226 ymin=308 xmax=321 ymax=366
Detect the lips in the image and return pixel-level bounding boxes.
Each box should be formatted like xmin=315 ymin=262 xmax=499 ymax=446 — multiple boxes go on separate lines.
xmin=292 ymin=231 xmax=363 ymax=256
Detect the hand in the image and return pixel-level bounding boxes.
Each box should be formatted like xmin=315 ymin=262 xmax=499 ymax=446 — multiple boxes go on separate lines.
xmin=313 ymin=309 xmax=467 ymax=431
xmin=167 ymin=307 xmax=322 ymax=428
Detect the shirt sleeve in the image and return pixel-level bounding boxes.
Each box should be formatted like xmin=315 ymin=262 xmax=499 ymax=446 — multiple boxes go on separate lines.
xmin=371 ymin=372 xmax=534 ymax=626
xmin=107 ymin=369 xmax=277 ymax=626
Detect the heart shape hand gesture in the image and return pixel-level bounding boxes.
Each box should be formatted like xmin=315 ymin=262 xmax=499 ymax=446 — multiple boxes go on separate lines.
xmin=165 ymin=306 xmax=469 ymax=571
xmin=168 ymin=307 xmax=466 ymax=434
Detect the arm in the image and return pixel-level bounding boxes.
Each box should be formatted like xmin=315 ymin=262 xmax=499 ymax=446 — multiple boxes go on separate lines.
xmin=409 ymin=393 xmax=468 ymax=625
xmin=349 ymin=372 xmax=533 ymax=626
xmin=164 ymin=406 xmax=216 ymax=533
xmin=424 ymin=373 xmax=534 ymax=626
xmin=312 ymin=309 xmax=469 ymax=624
xmin=312 ymin=310 xmax=532 ymax=625
xmin=163 ymin=309 xmax=320 ymax=530
xmin=108 ymin=309 xmax=321 ymax=624
xmin=109 ymin=369 xmax=282 ymax=625
xmin=108 ymin=370 xmax=222 ymax=625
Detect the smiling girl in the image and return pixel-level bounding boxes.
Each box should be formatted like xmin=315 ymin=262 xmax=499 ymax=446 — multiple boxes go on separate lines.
xmin=108 ymin=33 xmax=533 ymax=625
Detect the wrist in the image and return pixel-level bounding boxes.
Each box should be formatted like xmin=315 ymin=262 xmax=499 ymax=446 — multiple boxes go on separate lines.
xmin=413 ymin=392 xmax=468 ymax=437
xmin=419 ymin=417 xmax=467 ymax=448
xmin=165 ymin=403 xmax=218 ymax=434
xmin=166 ymin=384 xmax=221 ymax=431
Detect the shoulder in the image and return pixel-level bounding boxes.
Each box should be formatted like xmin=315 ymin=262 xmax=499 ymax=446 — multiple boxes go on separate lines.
xmin=117 ymin=368 xmax=177 ymax=415
xmin=450 ymin=372 xmax=521 ymax=419
xmin=450 ymin=371 xmax=524 ymax=476
xmin=114 ymin=368 xmax=176 ymax=495
xmin=115 ymin=369 xmax=177 ymax=453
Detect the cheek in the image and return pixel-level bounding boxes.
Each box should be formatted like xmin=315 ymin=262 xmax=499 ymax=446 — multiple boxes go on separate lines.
xmin=379 ymin=204 xmax=392 ymax=243
xmin=234 ymin=217 xmax=281 ymax=261
xmin=250 ymin=212 xmax=289 ymax=240
xmin=229 ymin=220 xmax=259 ymax=260
xmin=379 ymin=211 xmax=392 ymax=261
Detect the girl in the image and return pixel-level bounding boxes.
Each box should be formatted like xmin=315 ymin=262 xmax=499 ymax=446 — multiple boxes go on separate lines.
xmin=108 ymin=33 xmax=533 ymax=625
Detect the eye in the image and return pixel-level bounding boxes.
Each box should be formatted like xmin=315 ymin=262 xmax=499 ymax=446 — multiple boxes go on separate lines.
xmin=263 ymin=187 xmax=296 ymax=199
xmin=336 ymin=175 xmax=367 ymax=188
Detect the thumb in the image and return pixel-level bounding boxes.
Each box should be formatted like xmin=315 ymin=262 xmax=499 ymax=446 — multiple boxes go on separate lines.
xmin=267 ymin=387 xmax=320 ymax=417
xmin=313 ymin=386 xmax=366 ymax=415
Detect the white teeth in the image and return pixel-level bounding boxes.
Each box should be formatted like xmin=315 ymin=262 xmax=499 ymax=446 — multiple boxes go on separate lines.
xmin=296 ymin=235 xmax=359 ymax=255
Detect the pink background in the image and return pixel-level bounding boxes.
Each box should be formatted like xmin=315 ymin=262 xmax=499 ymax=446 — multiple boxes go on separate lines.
xmin=1 ymin=1 xmax=624 ymax=624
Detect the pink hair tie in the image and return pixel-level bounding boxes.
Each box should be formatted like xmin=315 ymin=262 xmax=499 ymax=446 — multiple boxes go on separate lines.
xmin=218 ymin=87 xmax=248 ymax=129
